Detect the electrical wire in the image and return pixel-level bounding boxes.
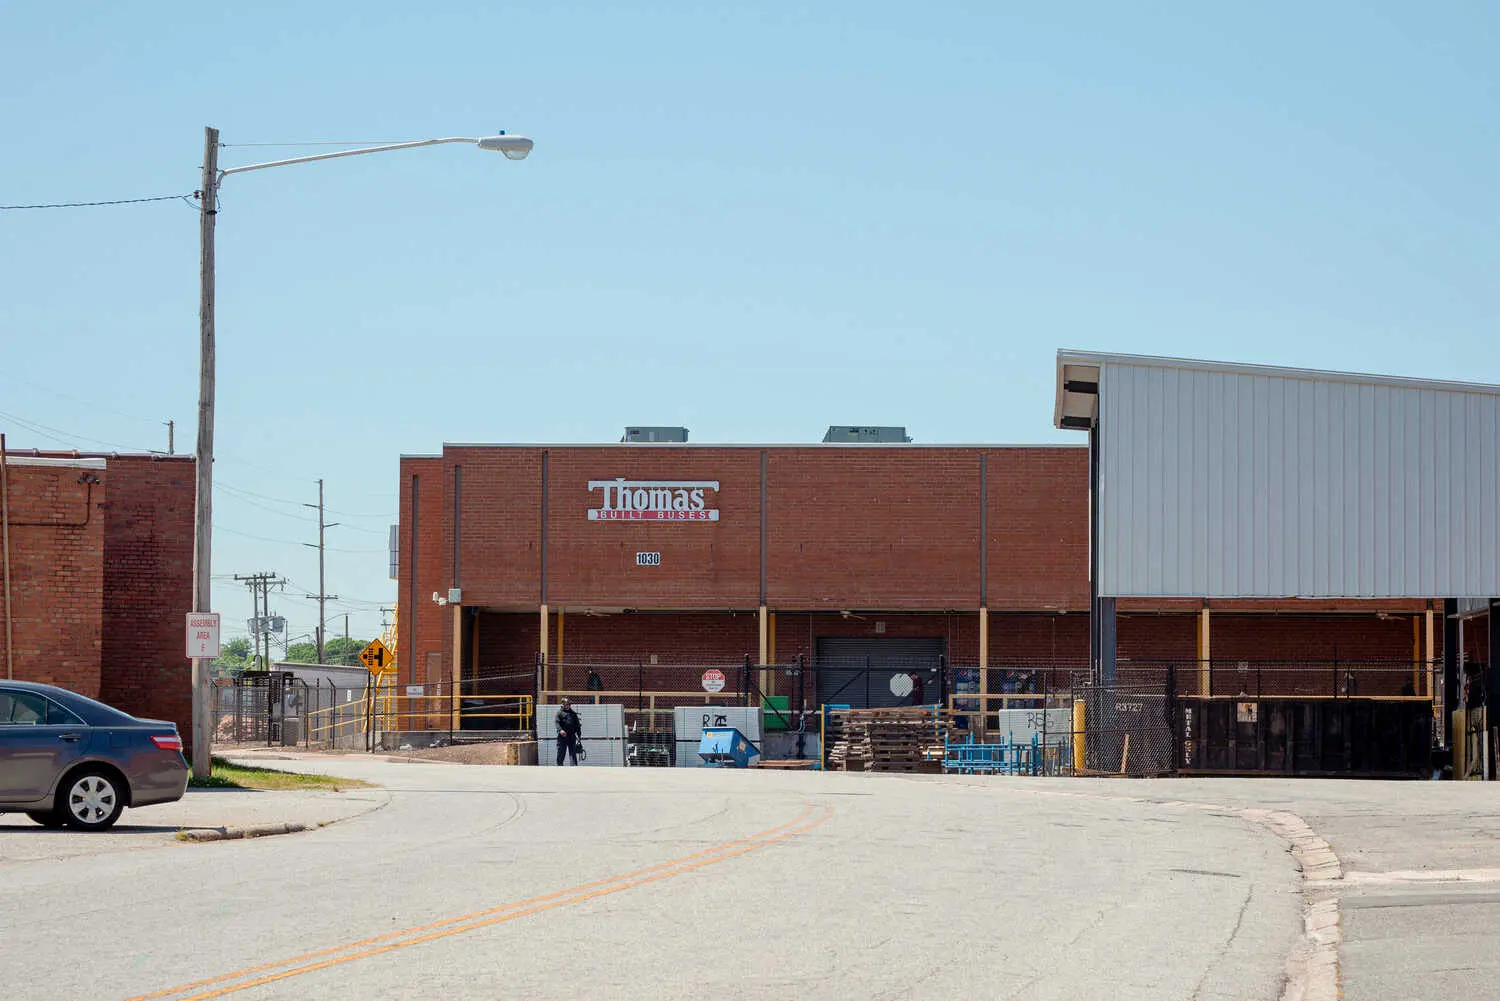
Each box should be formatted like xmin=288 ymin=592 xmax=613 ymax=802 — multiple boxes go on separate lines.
xmin=0 ymin=371 xmax=168 ymax=427
xmin=0 ymin=193 xmax=196 ymax=211
xmin=218 ymin=481 xmax=392 ymax=528
xmin=0 ymin=408 xmax=153 ymax=452
xmin=216 ymin=525 xmax=384 ymax=554
xmin=216 ymin=490 xmax=317 ymax=523
xmin=217 ymin=526 xmax=302 ymax=546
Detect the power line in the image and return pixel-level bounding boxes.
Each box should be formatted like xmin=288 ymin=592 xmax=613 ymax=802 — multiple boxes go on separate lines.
xmin=217 ymin=524 xmax=383 ymax=552
xmin=0 ymin=371 xmax=169 ymax=428
xmin=218 ymin=491 xmax=318 ymax=523
xmin=0 ymin=193 xmax=196 ymax=211
xmin=218 ymin=481 xmax=391 ymax=529
xmin=217 ymin=481 xmax=306 ymax=507
xmin=218 ymin=526 xmax=303 ymax=546
xmin=0 ymin=408 xmax=153 ymax=452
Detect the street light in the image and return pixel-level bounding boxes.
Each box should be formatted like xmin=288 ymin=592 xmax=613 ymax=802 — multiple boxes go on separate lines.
xmin=189 ymin=128 xmax=533 ymax=778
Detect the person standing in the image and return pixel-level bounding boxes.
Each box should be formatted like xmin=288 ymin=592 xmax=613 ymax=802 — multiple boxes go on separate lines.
xmin=555 ymin=698 xmax=583 ymax=766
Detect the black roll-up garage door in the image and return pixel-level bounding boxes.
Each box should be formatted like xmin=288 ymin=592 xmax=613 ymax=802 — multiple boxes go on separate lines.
xmin=815 ymin=637 xmax=945 ymax=709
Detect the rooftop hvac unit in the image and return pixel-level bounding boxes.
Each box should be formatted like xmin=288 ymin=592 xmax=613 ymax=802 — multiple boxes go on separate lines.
xmin=822 ymin=426 xmax=912 ymax=443
xmin=621 ymin=426 xmax=689 ymax=443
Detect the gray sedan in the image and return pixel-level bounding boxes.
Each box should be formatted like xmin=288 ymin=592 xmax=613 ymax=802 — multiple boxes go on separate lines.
xmin=0 ymin=680 xmax=189 ymax=830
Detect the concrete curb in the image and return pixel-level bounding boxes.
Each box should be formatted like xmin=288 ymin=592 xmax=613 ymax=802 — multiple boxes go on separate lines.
xmin=179 ymin=822 xmax=310 ymax=843
xmin=948 ymin=785 xmax=1346 ymax=1001
xmin=1235 ymin=808 xmax=1342 ymax=1001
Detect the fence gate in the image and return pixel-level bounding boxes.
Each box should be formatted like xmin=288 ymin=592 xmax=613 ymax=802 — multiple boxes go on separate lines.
xmin=211 ymin=671 xmax=294 ymax=745
xmin=1075 ymin=680 xmax=1175 ymax=777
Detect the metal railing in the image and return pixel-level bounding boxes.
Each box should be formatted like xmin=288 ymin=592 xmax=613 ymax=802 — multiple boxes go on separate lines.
xmin=373 ymin=693 xmax=534 ymax=736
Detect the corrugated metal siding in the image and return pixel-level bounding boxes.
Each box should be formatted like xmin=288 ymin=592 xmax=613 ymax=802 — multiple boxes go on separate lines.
xmin=1099 ymin=362 xmax=1500 ymax=598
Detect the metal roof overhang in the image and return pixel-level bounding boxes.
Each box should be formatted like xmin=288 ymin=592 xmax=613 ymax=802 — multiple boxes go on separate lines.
xmin=1054 ymin=348 xmax=1500 ymax=431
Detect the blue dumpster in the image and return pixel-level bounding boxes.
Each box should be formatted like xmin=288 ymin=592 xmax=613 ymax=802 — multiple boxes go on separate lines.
xmin=699 ymin=727 xmax=757 ymax=768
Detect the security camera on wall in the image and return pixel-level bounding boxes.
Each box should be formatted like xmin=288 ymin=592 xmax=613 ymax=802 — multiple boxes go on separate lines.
xmin=432 ymin=591 xmax=447 ymax=607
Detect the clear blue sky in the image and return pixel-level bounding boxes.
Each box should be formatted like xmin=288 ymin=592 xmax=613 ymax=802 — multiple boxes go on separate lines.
xmin=3 ymin=2 xmax=1498 ymax=645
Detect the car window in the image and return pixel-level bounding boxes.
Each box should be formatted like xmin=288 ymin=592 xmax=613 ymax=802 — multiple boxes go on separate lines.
xmin=45 ymin=699 xmax=85 ymax=726
xmin=0 ymin=691 xmax=49 ymax=725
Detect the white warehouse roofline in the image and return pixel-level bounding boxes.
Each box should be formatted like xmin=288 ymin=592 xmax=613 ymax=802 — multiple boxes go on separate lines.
xmin=1055 ymin=348 xmax=1500 ymax=431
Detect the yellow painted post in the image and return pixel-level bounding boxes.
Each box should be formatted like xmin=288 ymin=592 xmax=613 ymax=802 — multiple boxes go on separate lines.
xmin=1197 ymin=607 xmax=1212 ymax=696
xmin=758 ymin=605 xmax=770 ymax=696
xmin=539 ymin=604 xmax=550 ymax=695
xmin=1425 ymin=608 xmax=1436 ymax=699
xmin=978 ymin=607 xmax=989 ymax=737
xmin=1072 ymin=698 xmax=1086 ymax=774
xmin=450 ymin=604 xmax=463 ymax=733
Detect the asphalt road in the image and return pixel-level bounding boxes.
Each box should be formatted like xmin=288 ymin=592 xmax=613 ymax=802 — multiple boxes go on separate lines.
xmin=1 ymin=757 xmax=1305 ymax=1001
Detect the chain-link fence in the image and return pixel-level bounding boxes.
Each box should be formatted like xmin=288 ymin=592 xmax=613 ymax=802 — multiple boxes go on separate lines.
xmin=210 ymin=654 xmax=1445 ymax=776
xmin=543 ymin=658 xmax=755 ymax=733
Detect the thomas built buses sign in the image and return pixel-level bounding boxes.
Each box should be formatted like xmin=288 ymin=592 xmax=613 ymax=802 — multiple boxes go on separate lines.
xmin=587 ymin=479 xmax=719 ymax=522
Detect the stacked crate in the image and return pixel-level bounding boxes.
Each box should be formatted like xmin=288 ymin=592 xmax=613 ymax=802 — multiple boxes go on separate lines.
xmin=828 ymin=707 xmax=946 ymax=773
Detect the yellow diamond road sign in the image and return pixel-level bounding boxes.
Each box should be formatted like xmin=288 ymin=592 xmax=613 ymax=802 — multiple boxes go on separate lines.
xmin=359 ymin=638 xmax=395 ymax=674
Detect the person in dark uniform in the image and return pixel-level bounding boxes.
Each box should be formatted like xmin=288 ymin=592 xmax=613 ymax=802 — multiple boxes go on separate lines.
xmin=555 ymin=698 xmax=583 ymax=766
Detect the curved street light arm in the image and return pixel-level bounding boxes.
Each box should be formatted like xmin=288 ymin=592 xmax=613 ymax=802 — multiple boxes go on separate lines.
xmin=220 ymin=137 xmax=489 ymax=180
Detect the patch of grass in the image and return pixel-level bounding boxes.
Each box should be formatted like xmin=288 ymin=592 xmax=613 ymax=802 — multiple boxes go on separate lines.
xmin=189 ymin=757 xmax=372 ymax=792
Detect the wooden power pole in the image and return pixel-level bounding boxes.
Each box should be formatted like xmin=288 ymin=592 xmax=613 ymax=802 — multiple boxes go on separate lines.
xmin=190 ymin=126 xmax=219 ymax=781
xmin=304 ymin=479 xmax=338 ymax=664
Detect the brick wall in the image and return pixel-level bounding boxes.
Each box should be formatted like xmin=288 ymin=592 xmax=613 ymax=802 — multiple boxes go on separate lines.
xmin=400 ymin=443 xmax=1461 ymax=695
xmin=398 ymin=456 xmax=448 ymax=692
xmin=447 ymin=448 xmax=543 ymax=608
xmin=551 ymin=610 xmax=759 ymax=664
xmin=0 ymin=459 xmax=106 ymax=694
xmin=97 ymin=456 xmax=195 ymax=734
xmin=767 ymin=449 xmax=983 ymax=609
xmin=987 ymin=449 xmax=1090 ymax=610
xmin=475 ymin=610 xmax=540 ymax=673
xmin=1462 ymin=611 xmax=1490 ymax=667
xmin=422 ymin=444 xmax=1096 ymax=612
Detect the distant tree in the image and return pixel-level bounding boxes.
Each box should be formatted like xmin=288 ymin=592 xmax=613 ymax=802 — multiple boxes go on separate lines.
xmin=323 ymin=636 xmax=371 ymax=667
xmin=285 ymin=641 xmax=318 ymax=664
xmin=213 ymin=637 xmax=254 ymax=674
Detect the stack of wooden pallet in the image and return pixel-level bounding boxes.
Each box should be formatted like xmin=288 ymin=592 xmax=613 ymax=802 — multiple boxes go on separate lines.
xmin=830 ymin=707 xmax=946 ymax=773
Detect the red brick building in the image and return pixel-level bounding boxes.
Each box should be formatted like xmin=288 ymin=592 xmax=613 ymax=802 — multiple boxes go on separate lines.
xmin=1 ymin=450 xmax=195 ymax=735
xmin=397 ymin=439 xmax=1438 ymax=709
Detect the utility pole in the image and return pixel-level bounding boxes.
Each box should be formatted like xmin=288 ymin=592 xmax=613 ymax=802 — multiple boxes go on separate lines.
xmin=190 ymin=126 xmax=219 ymax=781
xmin=344 ymin=614 xmax=350 ymax=666
xmin=303 ymin=479 xmax=338 ymax=664
xmin=234 ymin=571 xmax=284 ymax=669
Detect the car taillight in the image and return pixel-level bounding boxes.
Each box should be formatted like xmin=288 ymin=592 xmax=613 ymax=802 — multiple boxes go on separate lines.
xmin=152 ymin=734 xmax=183 ymax=751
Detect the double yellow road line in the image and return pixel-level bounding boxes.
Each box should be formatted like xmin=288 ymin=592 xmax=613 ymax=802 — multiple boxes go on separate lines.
xmin=126 ymin=802 xmax=832 ymax=1001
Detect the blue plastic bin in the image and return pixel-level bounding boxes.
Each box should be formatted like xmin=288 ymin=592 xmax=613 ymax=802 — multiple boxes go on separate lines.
xmin=699 ymin=727 xmax=757 ymax=768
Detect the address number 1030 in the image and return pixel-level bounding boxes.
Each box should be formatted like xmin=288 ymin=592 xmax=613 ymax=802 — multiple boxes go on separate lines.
xmin=635 ymin=552 xmax=662 ymax=567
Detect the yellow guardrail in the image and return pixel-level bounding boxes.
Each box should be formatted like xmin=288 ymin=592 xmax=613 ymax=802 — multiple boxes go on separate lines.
xmin=306 ymin=699 xmax=370 ymax=743
xmin=304 ymin=689 xmax=534 ymax=746
xmin=372 ymin=693 xmax=534 ymax=734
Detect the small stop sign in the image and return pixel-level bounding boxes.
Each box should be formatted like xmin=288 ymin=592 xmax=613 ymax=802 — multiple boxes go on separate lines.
xmin=701 ymin=669 xmax=726 ymax=693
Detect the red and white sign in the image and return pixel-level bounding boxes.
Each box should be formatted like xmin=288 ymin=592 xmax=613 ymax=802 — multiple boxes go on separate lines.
xmin=186 ymin=613 xmax=221 ymax=659
xmin=588 ymin=479 xmax=719 ymax=522
xmin=701 ymin=669 xmax=726 ymax=693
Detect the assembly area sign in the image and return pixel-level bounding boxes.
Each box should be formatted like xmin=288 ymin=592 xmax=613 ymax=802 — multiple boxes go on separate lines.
xmin=588 ymin=479 xmax=719 ymax=522
xmin=185 ymin=613 xmax=221 ymax=660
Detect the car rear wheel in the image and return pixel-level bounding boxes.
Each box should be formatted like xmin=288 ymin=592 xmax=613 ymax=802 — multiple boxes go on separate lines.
xmin=60 ymin=771 xmax=126 ymax=831
xmin=26 ymin=810 xmax=66 ymax=829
